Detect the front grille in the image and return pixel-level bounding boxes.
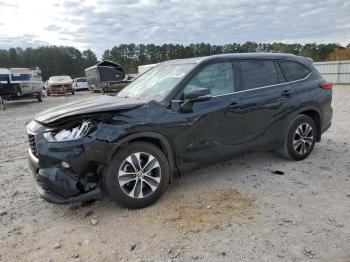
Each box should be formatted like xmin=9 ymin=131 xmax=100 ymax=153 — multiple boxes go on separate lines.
xmin=50 ymin=84 xmax=72 ymax=88
xmin=28 ymin=134 xmax=38 ymax=157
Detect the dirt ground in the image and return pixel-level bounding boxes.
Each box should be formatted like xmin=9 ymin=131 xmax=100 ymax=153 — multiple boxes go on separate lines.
xmin=0 ymin=87 xmax=349 ymax=262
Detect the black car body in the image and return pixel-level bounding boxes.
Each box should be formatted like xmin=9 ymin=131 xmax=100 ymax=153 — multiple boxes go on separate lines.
xmin=26 ymin=53 xmax=333 ymax=208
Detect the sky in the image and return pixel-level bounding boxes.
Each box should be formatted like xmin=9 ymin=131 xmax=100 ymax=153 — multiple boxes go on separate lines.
xmin=0 ymin=0 xmax=349 ymax=58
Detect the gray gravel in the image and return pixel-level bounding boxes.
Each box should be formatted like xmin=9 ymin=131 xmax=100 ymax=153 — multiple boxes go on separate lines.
xmin=0 ymin=88 xmax=349 ymax=262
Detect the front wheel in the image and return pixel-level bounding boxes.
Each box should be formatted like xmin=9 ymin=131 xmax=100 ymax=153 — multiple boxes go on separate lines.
xmin=104 ymin=142 xmax=170 ymax=209
xmin=279 ymin=114 xmax=316 ymax=161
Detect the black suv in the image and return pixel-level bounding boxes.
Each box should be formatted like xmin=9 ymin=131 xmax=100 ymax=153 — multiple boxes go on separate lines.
xmin=26 ymin=53 xmax=333 ymax=208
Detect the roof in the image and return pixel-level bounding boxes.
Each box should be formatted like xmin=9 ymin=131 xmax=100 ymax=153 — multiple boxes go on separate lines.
xmin=0 ymin=68 xmax=10 ymax=74
xmin=48 ymin=76 xmax=72 ymax=82
xmin=85 ymin=60 xmax=124 ymax=73
xmin=160 ymin=53 xmax=309 ymax=65
xmin=48 ymin=76 xmax=73 ymax=85
xmin=9 ymin=68 xmax=32 ymax=74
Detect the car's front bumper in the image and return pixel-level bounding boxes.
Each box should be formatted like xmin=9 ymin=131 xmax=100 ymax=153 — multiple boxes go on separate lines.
xmin=48 ymin=86 xmax=73 ymax=94
xmin=26 ymin=120 xmax=107 ymax=204
xmin=28 ymin=148 xmax=101 ymax=204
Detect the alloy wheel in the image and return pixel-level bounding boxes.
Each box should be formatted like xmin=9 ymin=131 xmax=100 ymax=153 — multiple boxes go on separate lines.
xmin=118 ymin=152 xmax=161 ymax=198
xmin=293 ymin=123 xmax=314 ymax=155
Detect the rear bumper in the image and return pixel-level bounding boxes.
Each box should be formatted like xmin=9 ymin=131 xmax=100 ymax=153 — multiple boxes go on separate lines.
xmin=74 ymin=86 xmax=89 ymax=91
xmin=321 ymin=121 xmax=332 ymax=134
xmin=321 ymin=106 xmax=333 ymax=135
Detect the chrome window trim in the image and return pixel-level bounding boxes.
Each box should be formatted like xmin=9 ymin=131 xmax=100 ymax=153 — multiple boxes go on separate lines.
xmin=172 ymin=72 xmax=311 ymax=102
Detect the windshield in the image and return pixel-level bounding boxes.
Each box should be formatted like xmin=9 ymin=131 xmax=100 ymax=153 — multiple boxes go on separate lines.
xmin=118 ymin=63 xmax=195 ymax=101
xmin=49 ymin=76 xmax=72 ymax=82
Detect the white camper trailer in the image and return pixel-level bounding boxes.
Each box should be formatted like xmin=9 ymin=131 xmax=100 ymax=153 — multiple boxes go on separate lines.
xmin=0 ymin=68 xmax=10 ymax=84
xmin=0 ymin=67 xmax=43 ymax=102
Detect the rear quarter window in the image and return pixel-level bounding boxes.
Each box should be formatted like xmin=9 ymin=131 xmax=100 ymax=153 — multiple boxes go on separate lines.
xmin=240 ymin=60 xmax=279 ymax=90
xmin=279 ymin=61 xmax=311 ymax=81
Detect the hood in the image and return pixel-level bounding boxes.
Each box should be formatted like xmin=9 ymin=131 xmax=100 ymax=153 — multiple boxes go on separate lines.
xmin=35 ymin=95 xmax=145 ymax=125
xmin=48 ymin=76 xmax=73 ymax=85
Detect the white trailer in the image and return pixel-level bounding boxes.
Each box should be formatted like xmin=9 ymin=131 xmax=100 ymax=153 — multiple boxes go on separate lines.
xmin=0 ymin=67 xmax=44 ymax=105
xmin=0 ymin=68 xmax=10 ymax=84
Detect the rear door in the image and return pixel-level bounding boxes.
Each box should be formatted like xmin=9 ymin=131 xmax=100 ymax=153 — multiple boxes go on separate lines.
xmin=224 ymin=59 xmax=298 ymax=148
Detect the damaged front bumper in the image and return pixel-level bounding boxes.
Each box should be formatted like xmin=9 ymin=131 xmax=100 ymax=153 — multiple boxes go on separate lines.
xmin=27 ymin=122 xmax=105 ymax=204
xmin=48 ymin=86 xmax=74 ymax=94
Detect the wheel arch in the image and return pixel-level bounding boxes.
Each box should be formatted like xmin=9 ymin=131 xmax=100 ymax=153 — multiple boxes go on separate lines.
xmin=296 ymin=106 xmax=322 ymax=142
xmin=109 ymin=132 xmax=176 ymax=182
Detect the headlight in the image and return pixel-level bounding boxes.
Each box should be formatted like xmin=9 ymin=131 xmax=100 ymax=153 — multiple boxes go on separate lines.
xmin=43 ymin=121 xmax=92 ymax=142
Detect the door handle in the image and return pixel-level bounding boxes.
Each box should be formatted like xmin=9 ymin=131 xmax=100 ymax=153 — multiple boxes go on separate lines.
xmin=228 ymin=101 xmax=238 ymax=109
xmin=281 ymin=90 xmax=292 ymax=98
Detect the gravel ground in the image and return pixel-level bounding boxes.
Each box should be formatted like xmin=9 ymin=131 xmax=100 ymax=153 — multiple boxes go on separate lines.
xmin=0 ymin=88 xmax=349 ymax=262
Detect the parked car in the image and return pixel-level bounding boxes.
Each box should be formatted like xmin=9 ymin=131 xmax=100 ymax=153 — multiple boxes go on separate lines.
xmin=85 ymin=60 xmax=125 ymax=93
xmin=26 ymin=53 xmax=332 ymax=209
xmin=73 ymin=77 xmax=89 ymax=91
xmin=0 ymin=67 xmax=43 ymax=102
xmin=47 ymin=76 xmax=74 ymax=95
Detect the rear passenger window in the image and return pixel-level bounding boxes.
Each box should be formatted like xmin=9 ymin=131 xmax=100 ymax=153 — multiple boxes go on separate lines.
xmin=279 ymin=61 xmax=311 ymax=81
xmin=240 ymin=60 xmax=279 ymax=90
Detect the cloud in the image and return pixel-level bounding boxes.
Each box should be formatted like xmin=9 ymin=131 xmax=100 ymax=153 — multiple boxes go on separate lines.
xmin=0 ymin=1 xmax=17 ymax=7
xmin=72 ymin=0 xmax=350 ymax=55
xmin=0 ymin=0 xmax=349 ymax=57
xmin=0 ymin=34 xmax=50 ymax=49
xmin=45 ymin=25 xmax=61 ymax=32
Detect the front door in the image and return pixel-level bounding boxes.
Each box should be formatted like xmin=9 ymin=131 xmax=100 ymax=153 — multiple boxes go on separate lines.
xmin=171 ymin=61 xmax=237 ymax=166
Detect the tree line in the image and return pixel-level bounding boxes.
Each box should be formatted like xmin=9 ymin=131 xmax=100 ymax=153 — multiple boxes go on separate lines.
xmin=0 ymin=46 xmax=98 ymax=80
xmin=0 ymin=42 xmax=349 ymax=79
xmin=102 ymin=42 xmax=350 ymax=73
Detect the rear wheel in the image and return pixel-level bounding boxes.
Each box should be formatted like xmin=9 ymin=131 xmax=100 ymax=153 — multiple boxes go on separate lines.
xmin=104 ymin=142 xmax=170 ymax=209
xmin=36 ymin=94 xmax=42 ymax=102
xmin=72 ymin=90 xmax=75 ymax=95
xmin=279 ymin=114 xmax=316 ymax=161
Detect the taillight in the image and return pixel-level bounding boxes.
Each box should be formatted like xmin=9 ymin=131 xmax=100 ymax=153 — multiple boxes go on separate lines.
xmin=320 ymin=82 xmax=333 ymax=89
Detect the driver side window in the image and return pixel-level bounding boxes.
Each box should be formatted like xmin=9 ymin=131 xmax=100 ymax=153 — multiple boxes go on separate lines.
xmin=184 ymin=62 xmax=234 ymax=96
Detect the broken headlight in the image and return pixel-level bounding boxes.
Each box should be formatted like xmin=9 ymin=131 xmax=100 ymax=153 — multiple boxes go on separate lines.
xmin=43 ymin=121 xmax=92 ymax=142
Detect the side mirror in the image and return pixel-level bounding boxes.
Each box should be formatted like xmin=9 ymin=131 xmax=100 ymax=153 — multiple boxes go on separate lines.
xmin=184 ymin=87 xmax=212 ymax=101
xmin=181 ymin=87 xmax=212 ymax=112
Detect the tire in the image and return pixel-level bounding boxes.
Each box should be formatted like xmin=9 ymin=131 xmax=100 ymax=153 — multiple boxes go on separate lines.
xmin=36 ymin=94 xmax=42 ymax=102
xmin=104 ymin=142 xmax=170 ymax=209
xmin=72 ymin=90 xmax=75 ymax=95
xmin=279 ymin=114 xmax=317 ymax=161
